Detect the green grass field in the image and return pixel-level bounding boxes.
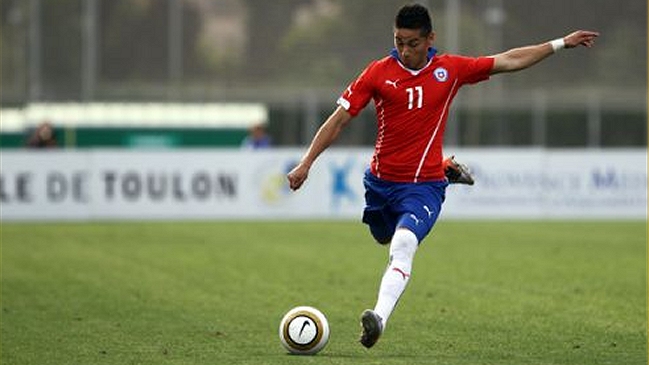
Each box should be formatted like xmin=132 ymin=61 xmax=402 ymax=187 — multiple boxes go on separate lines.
xmin=1 ymin=221 xmax=647 ymax=365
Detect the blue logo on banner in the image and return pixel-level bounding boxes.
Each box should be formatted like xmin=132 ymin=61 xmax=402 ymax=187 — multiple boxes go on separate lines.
xmin=330 ymin=159 xmax=356 ymax=211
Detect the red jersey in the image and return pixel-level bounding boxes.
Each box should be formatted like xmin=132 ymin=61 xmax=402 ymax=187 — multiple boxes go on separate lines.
xmin=338 ymin=49 xmax=494 ymax=183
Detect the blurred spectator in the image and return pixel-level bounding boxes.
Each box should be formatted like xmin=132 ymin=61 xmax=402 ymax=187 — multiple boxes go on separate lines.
xmin=241 ymin=122 xmax=271 ymax=150
xmin=26 ymin=121 xmax=58 ymax=148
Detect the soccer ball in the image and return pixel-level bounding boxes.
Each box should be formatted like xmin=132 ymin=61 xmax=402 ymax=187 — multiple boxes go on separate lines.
xmin=278 ymin=306 xmax=330 ymax=355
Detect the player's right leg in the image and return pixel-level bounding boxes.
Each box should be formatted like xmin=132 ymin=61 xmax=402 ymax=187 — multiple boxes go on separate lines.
xmin=361 ymin=208 xmax=394 ymax=244
xmin=443 ymin=155 xmax=475 ymax=185
xmin=361 ymin=169 xmax=396 ymax=244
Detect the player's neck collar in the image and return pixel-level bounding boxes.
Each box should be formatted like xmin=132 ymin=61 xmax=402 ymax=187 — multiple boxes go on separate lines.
xmin=389 ymin=47 xmax=438 ymax=75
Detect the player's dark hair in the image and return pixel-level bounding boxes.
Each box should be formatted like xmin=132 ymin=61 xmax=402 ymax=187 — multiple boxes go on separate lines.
xmin=395 ymin=3 xmax=433 ymax=36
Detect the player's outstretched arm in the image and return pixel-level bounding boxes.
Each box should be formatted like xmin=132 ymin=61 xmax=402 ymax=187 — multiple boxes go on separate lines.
xmin=490 ymin=30 xmax=599 ymax=74
xmin=287 ymin=106 xmax=353 ymax=191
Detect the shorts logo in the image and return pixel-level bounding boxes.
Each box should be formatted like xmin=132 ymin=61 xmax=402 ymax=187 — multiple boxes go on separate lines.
xmin=409 ymin=213 xmax=421 ymax=225
xmin=433 ymin=67 xmax=448 ymax=82
xmin=423 ymin=205 xmax=433 ymax=218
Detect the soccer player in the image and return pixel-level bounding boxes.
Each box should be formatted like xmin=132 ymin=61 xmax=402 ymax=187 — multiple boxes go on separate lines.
xmin=286 ymin=3 xmax=598 ymax=349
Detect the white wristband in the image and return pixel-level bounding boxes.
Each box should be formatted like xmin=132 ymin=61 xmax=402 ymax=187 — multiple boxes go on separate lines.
xmin=550 ymin=38 xmax=565 ymax=53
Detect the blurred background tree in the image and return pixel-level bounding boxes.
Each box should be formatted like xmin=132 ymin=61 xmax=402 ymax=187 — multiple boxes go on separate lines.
xmin=0 ymin=0 xmax=645 ymax=148
xmin=2 ymin=0 xmax=646 ymax=100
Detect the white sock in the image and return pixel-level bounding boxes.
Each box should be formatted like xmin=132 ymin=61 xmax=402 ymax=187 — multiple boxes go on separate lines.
xmin=373 ymin=228 xmax=418 ymax=329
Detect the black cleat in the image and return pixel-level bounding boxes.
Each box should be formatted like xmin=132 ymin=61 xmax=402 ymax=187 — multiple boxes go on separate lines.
xmin=359 ymin=309 xmax=383 ymax=348
xmin=443 ymin=155 xmax=475 ymax=185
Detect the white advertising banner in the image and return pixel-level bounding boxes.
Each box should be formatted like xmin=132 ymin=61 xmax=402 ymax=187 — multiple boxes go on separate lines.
xmin=442 ymin=148 xmax=647 ymax=219
xmin=0 ymin=148 xmax=646 ymax=221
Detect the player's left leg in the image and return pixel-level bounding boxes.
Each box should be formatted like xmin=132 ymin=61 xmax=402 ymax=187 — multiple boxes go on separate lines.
xmin=360 ymin=181 xmax=446 ymax=348
xmin=360 ymin=228 xmax=419 ymax=349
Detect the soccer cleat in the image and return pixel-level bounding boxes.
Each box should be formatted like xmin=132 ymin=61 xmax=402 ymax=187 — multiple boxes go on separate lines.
xmin=443 ymin=155 xmax=475 ymax=185
xmin=359 ymin=309 xmax=383 ymax=348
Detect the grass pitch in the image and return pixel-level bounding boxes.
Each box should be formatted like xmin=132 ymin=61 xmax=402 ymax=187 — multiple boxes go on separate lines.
xmin=1 ymin=220 xmax=647 ymax=365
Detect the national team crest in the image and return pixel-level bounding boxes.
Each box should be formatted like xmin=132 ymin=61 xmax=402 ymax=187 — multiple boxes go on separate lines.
xmin=433 ymin=67 xmax=448 ymax=82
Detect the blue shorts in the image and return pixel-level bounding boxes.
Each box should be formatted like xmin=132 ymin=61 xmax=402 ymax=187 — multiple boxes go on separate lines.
xmin=361 ymin=169 xmax=447 ymax=244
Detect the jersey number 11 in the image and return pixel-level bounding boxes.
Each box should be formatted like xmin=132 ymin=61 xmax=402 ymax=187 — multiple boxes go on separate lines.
xmin=406 ymin=86 xmax=423 ymax=109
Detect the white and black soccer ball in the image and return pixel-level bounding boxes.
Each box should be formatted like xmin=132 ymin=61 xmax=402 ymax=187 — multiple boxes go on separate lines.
xmin=278 ymin=306 xmax=330 ymax=355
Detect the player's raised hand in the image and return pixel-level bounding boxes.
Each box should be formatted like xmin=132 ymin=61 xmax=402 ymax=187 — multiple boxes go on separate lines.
xmin=563 ymin=30 xmax=599 ymax=48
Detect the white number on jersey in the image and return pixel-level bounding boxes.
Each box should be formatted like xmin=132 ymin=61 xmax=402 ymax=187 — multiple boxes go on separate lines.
xmin=406 ymin=86 xmax=423 ymax=110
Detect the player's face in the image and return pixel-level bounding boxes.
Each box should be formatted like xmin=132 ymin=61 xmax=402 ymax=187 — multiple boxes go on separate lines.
xmin=394 ymin=28 xmax=434 ymax=70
